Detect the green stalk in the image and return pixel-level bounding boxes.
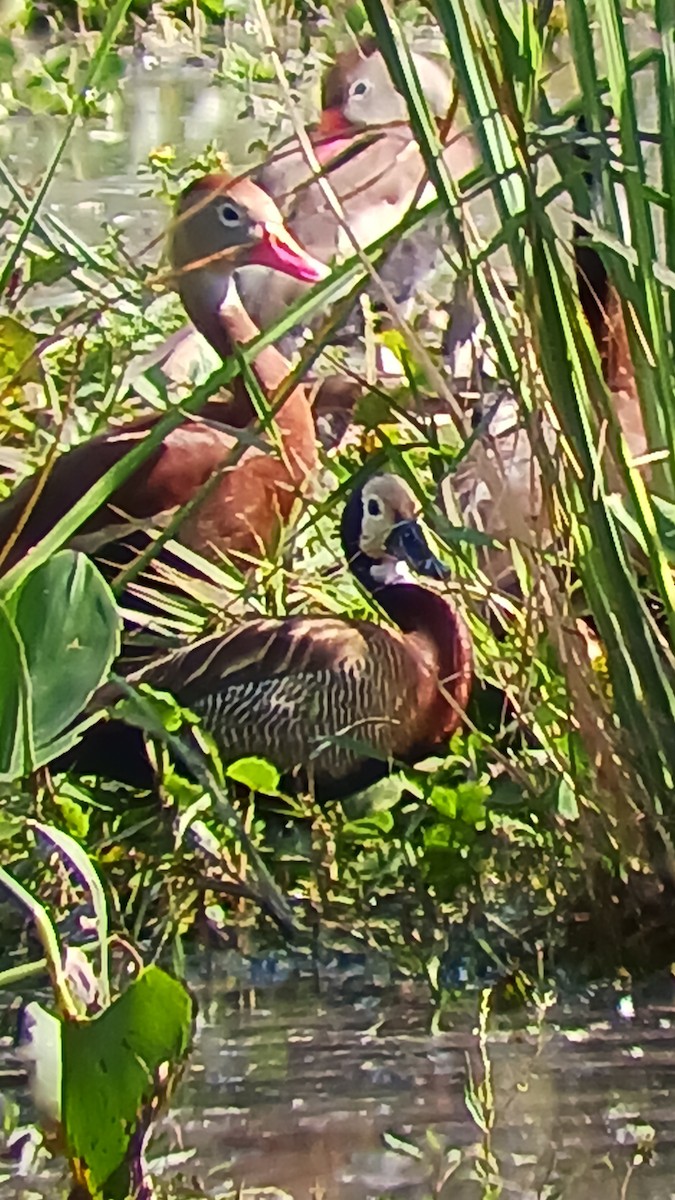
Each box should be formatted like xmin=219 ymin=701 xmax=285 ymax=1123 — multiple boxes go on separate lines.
xmin=656 ymin=0 xmax=675 ymax=339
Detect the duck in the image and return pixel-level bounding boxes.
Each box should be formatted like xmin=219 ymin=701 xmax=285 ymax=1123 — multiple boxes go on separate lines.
xmin=150 ymin=42 xmax=480 ymax=403
xmin=78 ymin=474 xmax=473 ymax=800
xmin=0 ymin=175 xmax=328 ymax=583
xmin=444 ymin=124 xmax=651 ymax=594
xmin=236 ymin=40 xmax=479 ymax=343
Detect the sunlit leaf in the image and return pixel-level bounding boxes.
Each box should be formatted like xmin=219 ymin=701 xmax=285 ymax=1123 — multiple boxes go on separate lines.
xmin=62 ymin=966 xmax=193 ymax=1200
xmin=557 ymin=778 xmax=579 ymax=820
xmin=341 ymin=810 xmax=395 ymax=841
xmin=226 ymin=756 xmax=281 ymax=794
xmin=28 ymin=251 xmax=78 ymax=288
xmin=0 ymin=552 xmax=120 ymax=779
xmin=0 ymin=315 xmax=40 ymax=391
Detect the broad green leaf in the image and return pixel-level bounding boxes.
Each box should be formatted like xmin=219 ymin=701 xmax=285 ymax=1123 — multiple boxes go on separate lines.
xmin=342 ymin=773 xmax=410 ymax=820
xmin=557 ymin=778 xmax=580 ymax=820
xmin=428 ymin=785 xmax=458 ymax=820
xmin=423 ymin=823 xmax=453 ymax=850
xmin=0 ymin=315 xmax=39 ymax=390
xmin=62 ymin=966 xmax=193 ymax=1200
xmin=0 ymin=552 xmax=120 ymax=779
xmin=226 ymin=756 xmax=281 ymax=794
xmin=12 ymin=552 xmax=120 ymax=769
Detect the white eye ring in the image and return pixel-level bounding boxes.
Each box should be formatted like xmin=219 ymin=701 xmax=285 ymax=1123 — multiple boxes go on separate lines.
xmin=217 ymin=202 xmax=241 ymax=227
xmin=366 ymin=496 xmax=383 ymax=517
xmin=349 ymin=78 xmax=372 ymax=99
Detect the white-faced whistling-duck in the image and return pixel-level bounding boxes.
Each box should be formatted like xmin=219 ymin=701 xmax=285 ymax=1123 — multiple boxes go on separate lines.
xmin=88 ymin=474 xmax=473 ymax=800
xmin=0 ymin=176 xmax=327 ymax=581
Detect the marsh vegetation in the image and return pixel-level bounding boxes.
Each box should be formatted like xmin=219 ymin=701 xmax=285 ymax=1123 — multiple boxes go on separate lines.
xmin=1 ymin=0 xmax=675 ymax=1196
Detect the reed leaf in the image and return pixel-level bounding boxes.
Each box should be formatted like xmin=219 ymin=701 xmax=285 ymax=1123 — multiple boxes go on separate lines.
xmin=369 ymin=1 xmax=675 ymax=821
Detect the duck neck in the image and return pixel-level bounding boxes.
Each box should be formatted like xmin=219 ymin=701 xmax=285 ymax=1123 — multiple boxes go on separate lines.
xmin=573 ymin=124 xmax=633 ymax=396
xmin=375 ymin=582 xmax=473 ymax=741
xmin=180 ymin=271 xmax=317 ymax=479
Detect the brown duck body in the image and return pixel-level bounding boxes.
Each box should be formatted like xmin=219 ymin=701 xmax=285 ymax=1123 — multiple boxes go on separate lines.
xmin=81 ymin=475 xmax=473 ymax=800
xmin=119 ymin=582 xmax=471 ymax=796
xmin=0 ymin=404 xmax=312 ymax=576
xmin=0 ymin=178 xmax=324 ymax=580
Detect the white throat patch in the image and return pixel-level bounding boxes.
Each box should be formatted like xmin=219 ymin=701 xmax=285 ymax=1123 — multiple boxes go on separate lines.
xmin=370 ymin=558 xmax=415 ymax=586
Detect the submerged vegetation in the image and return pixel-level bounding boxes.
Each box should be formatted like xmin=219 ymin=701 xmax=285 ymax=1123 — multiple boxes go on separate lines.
xmin=1 ymin=0 xmax=675 ymax=1190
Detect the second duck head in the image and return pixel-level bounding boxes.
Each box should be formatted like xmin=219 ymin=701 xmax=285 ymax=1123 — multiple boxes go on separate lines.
xmin=320 ymin=39 xmax=451 ymax=135
xmin=171 ymin=174 xmax=329 ymax=346
xmin=341 ymin=475 xmax=449 ymax=593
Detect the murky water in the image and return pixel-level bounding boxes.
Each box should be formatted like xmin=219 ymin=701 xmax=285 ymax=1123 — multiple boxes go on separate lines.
xmin=2 ymin=958 xmax=675 ymax=1199
xmin=171 ymin=963 xmax=675 ymax=1200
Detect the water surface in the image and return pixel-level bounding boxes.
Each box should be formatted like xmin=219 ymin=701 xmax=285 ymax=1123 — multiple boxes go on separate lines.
xmin=2 ymin=958 xmax=675 ymax=1200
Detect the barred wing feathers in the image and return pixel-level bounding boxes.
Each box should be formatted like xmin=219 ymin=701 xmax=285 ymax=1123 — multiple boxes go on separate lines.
xmin=131 ymin=615 xmax=433 ymax=784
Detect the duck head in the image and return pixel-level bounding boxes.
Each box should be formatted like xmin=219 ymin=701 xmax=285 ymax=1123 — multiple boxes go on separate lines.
xmin=319 ymin=41 xmax=451 ymax=137
xmin=341 ymin=474 xmax=449 ymax=593
xmin=171 ymin=174 xmax=329 ymax=341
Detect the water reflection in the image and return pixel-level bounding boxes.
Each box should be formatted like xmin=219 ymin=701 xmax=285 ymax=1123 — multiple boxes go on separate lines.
xmin=1 ymin=52 xmax=271 ymax=255
xmin=154 ymin=961 xmax=675 ymax=1200
xmin=2 ymin=960 xmax=672 ymax=1199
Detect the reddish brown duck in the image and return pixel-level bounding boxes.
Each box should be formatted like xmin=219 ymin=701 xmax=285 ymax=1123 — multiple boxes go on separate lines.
xmin=87 ymin=474 xmax=473 ymax=799
xmin=0 ymin=176 xmax=327 ymax=581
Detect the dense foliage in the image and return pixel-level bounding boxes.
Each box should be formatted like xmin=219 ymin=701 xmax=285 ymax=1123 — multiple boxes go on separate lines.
xmin=2 ymin=0 xmax=675 ymax=1194
xmin=0 ymin=0 xmax=673 ymax=1034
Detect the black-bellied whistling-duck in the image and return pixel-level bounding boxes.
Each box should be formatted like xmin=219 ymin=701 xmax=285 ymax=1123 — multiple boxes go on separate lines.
xmin=85 ymin=474 xmax=473 ymax=799
xmin=0 ymin=176 xmax=327 ymax=581
xmin=152 ymin=43 xmax=478 ymax=396
xmin=234 ymin=41 xmax=478 ymax=340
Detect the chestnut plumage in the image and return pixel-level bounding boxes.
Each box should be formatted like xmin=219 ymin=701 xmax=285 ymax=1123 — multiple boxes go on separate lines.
xmin=573 ymin=115 xmax=648 ymax=467
xmin=0 ymin=176 xmax=326 ymax=580
xmin=87 ymin=475 xmax=473 ymax=799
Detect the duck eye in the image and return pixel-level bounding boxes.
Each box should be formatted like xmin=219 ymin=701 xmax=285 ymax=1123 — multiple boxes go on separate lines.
xmin=366 ymin=497 xmax=382 ymax=517
xmin=350 ymin=78 xmax=371 ymax=98
xmin=218 ymin=203 xmax=241 ymax=227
